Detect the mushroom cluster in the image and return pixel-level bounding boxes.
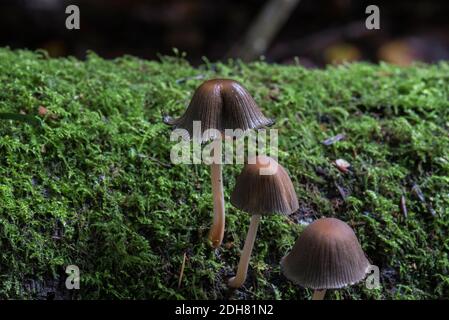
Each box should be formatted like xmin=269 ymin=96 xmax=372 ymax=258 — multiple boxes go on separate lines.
xmin=165 ymin=79 xmax=274 ymax=248
xmin=165 ymin=79 xmax=372 ymax=299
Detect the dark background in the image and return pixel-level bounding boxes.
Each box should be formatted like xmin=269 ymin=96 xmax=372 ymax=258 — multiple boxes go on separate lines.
xmin=1 ymin=0 xmax=448 ymax=66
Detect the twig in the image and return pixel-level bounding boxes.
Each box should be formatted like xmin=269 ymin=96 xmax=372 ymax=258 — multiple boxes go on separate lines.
xmin=148 ymin=155 xmax=172 ymax=168
xmin=228 ymin=0 xmax=301 ymax=61
xmin=400 ymin=195 xmax=407 ymax=219
xmin=411 ymin=183 xmax=436 ymax=217
xmin=178 ymin=251 xmax=187 ymax=289
xmin=322 ymin=133 xmax=346 ymax=146
xmin=411 ymin=184 xmax=425 ymax=203
xmin=334 ymin=181 xmax=349 ymax=200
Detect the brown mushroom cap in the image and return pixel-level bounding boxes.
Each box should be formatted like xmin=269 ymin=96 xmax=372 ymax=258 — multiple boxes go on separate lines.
xmin=281 ymin=218 xmax=370 ymax=289
xmin=165 ymin=79 xmax=274 ymax=142
xmin=231 ymin=156 xmax=299 ymax=216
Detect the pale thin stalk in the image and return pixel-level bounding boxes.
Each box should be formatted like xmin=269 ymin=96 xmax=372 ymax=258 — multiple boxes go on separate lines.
xmin=208 ymin=161 xmax=225 ymax=248
xmin=228 ymin=214 xmax=261 ymax=288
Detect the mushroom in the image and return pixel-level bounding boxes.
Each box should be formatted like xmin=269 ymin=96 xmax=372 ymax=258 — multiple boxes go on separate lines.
xmin=280 ymin=217 xmax=370 ymax=300
xmin=165 ymin=79 xmax=274 ymax=248
xmin=228 ymin=155 xmax=298 ymax=288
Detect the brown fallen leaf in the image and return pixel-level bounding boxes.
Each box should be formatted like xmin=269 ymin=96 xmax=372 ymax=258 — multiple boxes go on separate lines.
xmin=335 ymin=158 xmax=351 ymax=173
xmin=38 ymin=106 xmax=48 ymax=116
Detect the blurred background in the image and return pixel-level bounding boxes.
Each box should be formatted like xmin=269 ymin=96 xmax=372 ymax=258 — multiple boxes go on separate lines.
xmin=0 ymin=0 xmax=448 ymax=67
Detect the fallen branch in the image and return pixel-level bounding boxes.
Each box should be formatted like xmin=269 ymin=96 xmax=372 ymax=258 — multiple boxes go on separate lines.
xmin=228 ymin=0 xmax=301 ymax=61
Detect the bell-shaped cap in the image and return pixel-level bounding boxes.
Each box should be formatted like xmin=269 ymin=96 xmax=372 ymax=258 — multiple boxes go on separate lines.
xmin=231 ymin=156 xmax=299 ymax=216
xmin=281 ymin=218 xmax=370 ymax=289
xmin=165 ymin=79 xmax=274 ymax=142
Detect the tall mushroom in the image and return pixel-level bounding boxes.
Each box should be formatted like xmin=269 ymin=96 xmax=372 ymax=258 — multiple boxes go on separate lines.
xmin=228 ymin=155 xmax=298 ymax=288
xmin=165 ymin=79 xmax=274 ymax=248
xmin=280 ymin=217 xmax=370 ymax=300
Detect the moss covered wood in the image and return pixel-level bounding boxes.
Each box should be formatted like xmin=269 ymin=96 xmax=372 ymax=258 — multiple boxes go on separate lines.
xmin=0 ymin=49 xmax=448 ymax=299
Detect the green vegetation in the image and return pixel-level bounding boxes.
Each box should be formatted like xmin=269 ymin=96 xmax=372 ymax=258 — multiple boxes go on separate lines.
xmin=0 ymin=48 xmax=448 ymax=299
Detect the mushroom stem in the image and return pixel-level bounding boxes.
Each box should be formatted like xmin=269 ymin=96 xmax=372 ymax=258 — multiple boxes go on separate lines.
xmin=208 ymin=162 xmax=225 ymax=248
xmin=228 ymin=214 xmax=261 ymax=288
xmin=312 ymin=289 xmax=327 ymax=300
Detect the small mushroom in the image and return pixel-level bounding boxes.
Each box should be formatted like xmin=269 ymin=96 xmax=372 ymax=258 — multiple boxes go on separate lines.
xmin=228 ymin=155 xmax=298 ymax=288
xmin=281 ymin=217 xmax=370 ymax=300
xmin=165 ymin=79 xmax=274 ymax=248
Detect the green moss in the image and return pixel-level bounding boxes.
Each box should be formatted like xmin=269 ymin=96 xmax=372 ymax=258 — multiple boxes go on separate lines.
xmin=0 ymin=48 xmax=448 ymax=299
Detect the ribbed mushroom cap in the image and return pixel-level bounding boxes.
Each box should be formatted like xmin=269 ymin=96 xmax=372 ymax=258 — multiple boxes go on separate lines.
xmin=231 ymin=156 xmax=299 ymax=216
xmin=281 ymin=218 xmax=370 ymax=290
xmin=165 ymin=79 xmax=274 ymax=142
